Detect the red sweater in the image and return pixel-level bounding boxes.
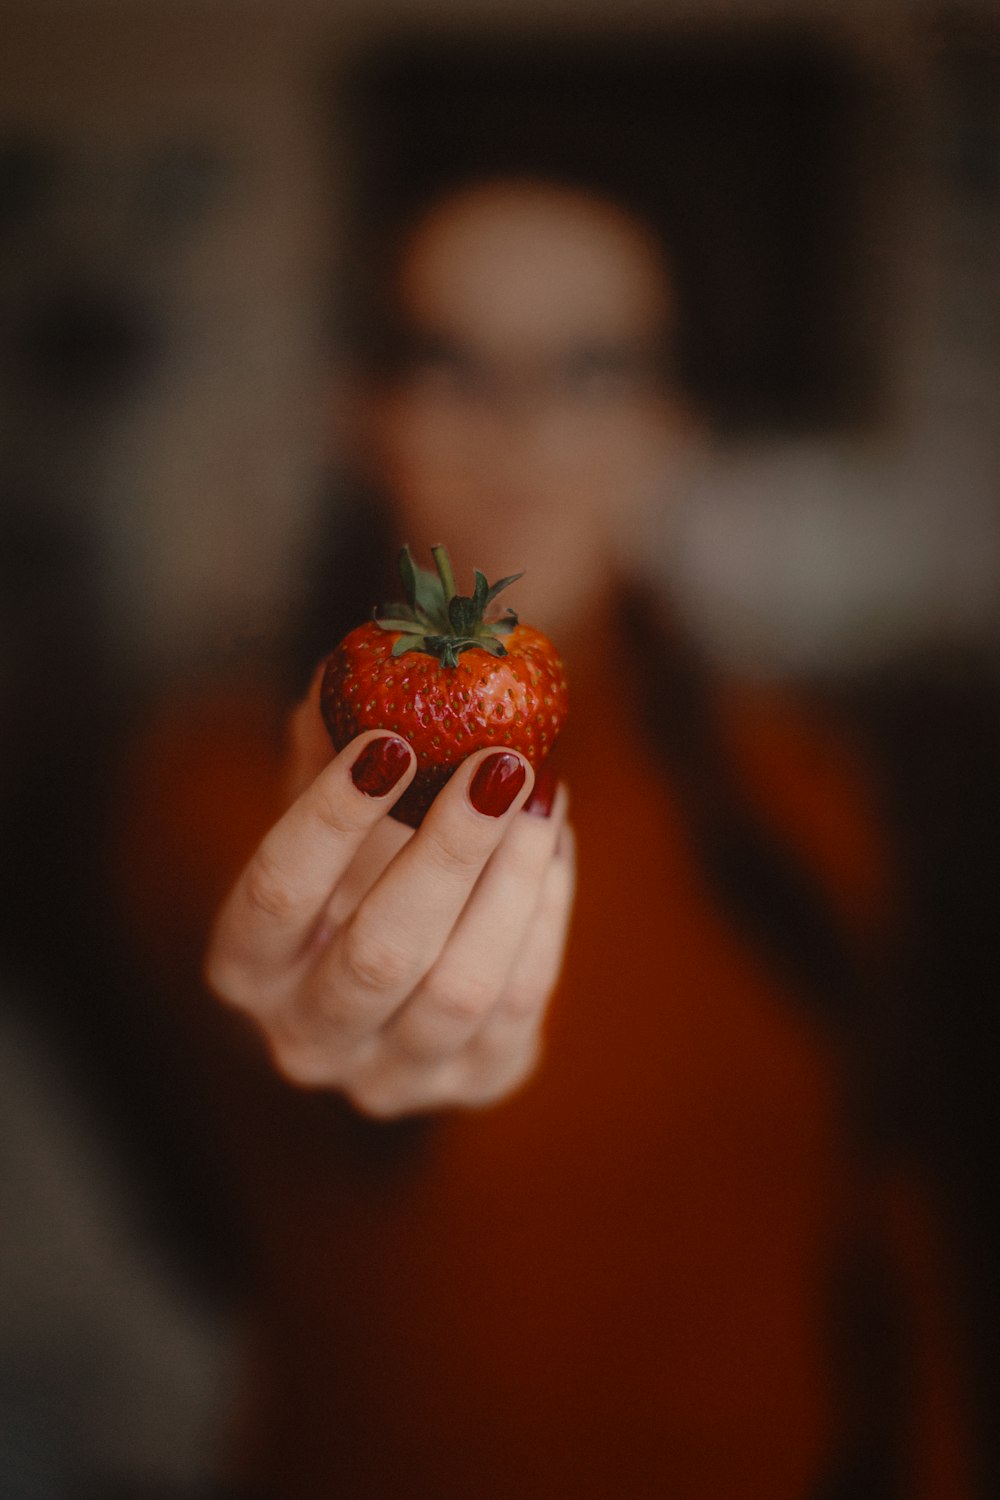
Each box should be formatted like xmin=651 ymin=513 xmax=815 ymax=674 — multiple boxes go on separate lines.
xmin=118 ymin=645 xmax=973 ymax=1499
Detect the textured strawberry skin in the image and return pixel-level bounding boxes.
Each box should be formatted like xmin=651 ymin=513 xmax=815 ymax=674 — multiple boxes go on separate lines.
xmin=320 ymin=621 xmax=568 ymax=827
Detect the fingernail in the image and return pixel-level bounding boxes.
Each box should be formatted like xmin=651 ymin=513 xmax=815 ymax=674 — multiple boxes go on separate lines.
xmin=523 ymin=765 xmax=557 ymax=819
xmin=351 ymin=736 xmax=411 ymax=798
xmin=468 ymin=752 xmax=527 ymax=817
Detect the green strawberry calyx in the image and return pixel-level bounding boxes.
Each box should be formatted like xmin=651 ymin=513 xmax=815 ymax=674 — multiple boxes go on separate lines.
xmin=375 ymin=544 xmax=522 ymax=669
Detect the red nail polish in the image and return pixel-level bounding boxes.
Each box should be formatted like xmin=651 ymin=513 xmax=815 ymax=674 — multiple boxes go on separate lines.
xmin=524 ymin=765 xmax=557 ymax=819
xmin=468 ymin=752 xmax=526 ymax=817
xmin=351 ymin=736 xmax=411 ymax=798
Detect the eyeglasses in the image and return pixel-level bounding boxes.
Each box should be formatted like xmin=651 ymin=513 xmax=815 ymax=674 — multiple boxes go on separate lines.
xmin=380 ymin=333 xmax=672 ymax=414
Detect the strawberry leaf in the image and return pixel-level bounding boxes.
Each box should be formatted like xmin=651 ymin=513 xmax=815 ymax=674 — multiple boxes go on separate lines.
xmin=390 ymin=633 xmax=428 ymax=657
xmin=399 ymin=547 xmax=418 ymax=611
xmin=399 ymin=546 xmax=443 ymax=618
xmin=485 ymin=572 xmax=523 ymax=606
xmin=376 ymin=616 xmax=426 ymax=634
xmin=379 ymin=548 xmax=522 ymax=666
xmin=448 ymin=596 xmax=479 ymax=636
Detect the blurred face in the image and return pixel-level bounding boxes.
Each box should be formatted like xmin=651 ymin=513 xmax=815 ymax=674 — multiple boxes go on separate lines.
xmin=358 ymin=181 xmax=681 ymax=635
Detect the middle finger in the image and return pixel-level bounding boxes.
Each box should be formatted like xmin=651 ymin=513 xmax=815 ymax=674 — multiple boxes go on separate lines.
xmin=307 ymin=747 xmax=535 ymax=1038
xmin=383 ymin=777 xmax=568 ymax=1062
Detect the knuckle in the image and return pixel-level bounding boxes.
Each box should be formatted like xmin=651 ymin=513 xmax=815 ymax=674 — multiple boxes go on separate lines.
xmin=269 ymin=1038 xmax=335 ymax=1090
xmin=341 ymin=918 xmax=412 ymax=994
xmin=312 ymin=781 xmax=365 ymax=838
xmin=243 ymin=849 xmax=299 ymax=922
xmin=498 ymin=826 xmax=550 ymax=885
xmin=505 ymin=1037 xmax=544 ymax=1091
xmin=498 ymin=979 xmax=544 ymax=1025
xmin=203 ymin=945 xmax=272 ymax=1017
xmin=343 ymin=1073 xmax=407 ymax=1121
xmin=425 ymin=968 xmax=493 ymax=1029
xmin=343 ymin=1053 xmax=458 ymax=1119
xmin=391 ymin=1031 xmax=440 ymax=1067
xmin=306 ymin=983 xmax=359 ymax=1038
xmin=470 ymin=1037 xmax=542 ymax=1104
xmin=266 ymin=1015 xmax=353 ymax=1090
xmin=202 ymin=948 xmax=242 ymax=1006
xmin=421 ymin=826 xmax=487 ymax=883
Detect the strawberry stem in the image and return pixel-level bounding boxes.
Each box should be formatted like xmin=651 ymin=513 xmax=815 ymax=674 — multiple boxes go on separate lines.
xmin=376 ymin=545 xmax=522 ymax=667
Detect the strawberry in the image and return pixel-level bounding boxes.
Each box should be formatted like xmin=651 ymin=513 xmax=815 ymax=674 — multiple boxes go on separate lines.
xmin=320 ymin=544 xmax=568 ymax=827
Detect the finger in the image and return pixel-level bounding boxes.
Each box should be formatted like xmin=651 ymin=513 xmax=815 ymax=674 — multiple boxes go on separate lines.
xmin=276 ymin=820 xmax=575 ymax=1114
xmin=384 ymin=780 xmax=569 ymax=1063
xmin=306 ymin=747 xmax=534 ymax=1039
xmin=290 ymin=824 xmax=573 ymax=1113
xmin=324 ymin=815 xmax=413 ymax=931
xmin=206 ymin=730 xmax=416 ymax=998
xmin=470 ymin=819 xmax=577 ymax=1067
xmin=285 ymin=665 xmax=334 ymax=804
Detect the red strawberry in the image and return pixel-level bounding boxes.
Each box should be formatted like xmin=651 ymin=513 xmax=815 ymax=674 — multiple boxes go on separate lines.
xmin=320 ymin=544 xmax=568 ymax=827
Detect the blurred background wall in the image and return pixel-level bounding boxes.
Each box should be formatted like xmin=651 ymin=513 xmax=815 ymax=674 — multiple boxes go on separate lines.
xmin=2 ymin=0 xmax=997 ymax=687
xmin=1 ymin=9 xmax=332 ymax=682
xmin=2 ymin=3 xmax=998 ymax=1495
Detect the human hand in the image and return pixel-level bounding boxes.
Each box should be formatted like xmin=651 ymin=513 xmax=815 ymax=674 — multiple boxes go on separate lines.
xmin=204 ymin=680 xmax=575 ymax=1119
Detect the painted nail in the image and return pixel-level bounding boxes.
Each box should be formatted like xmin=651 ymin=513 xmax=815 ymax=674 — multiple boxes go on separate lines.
xmin=351 ymin=736 xmax=411 ymax=798
xmin=524 ymin=765 xmax=557 ymax=818
xmin=468 ymin=752 xmax=527 ymax=818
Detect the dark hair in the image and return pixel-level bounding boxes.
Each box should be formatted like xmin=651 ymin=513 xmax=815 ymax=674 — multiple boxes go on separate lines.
xmin=341 ymin=33 xmax=877 ymax=432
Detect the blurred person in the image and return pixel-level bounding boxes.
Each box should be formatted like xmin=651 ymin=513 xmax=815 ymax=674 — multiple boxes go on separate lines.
xmin=124 ymin=174 xmax=975 ymax=1499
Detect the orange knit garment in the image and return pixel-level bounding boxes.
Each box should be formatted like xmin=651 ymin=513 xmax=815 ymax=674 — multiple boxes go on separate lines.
xmin=118 ymin=647 xmax=973 ymax=1500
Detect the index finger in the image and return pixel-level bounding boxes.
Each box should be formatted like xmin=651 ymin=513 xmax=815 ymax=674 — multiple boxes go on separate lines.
xmin=206 ymin=730 xmax=416 ymax=993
